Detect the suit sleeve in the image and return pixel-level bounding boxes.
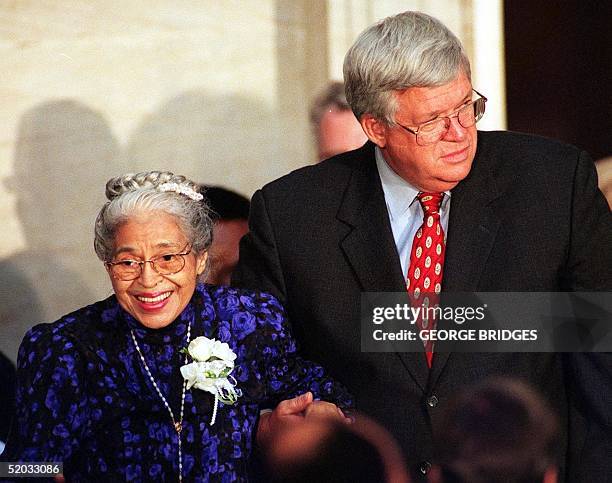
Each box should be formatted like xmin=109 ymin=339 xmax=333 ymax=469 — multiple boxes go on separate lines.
xmin=565 ymin=149 xmax=612 ymax=290
xmin=563 ymin=150 xmax=612 ymax=481
xmin=232 ymin=189 xmax=288 ymax=305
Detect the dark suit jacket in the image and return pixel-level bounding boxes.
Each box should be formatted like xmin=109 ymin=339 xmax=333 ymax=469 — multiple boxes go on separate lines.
xmin=234 ymin=131 xmax=612 ymax=481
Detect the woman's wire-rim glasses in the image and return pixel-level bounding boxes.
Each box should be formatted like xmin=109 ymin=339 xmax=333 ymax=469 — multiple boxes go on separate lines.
xmin=106 ymin=245 xmax=192 ymax=281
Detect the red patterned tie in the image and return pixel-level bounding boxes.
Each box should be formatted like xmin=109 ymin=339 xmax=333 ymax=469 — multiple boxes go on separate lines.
xmin=407 ymin=192 xmax=446 ymax=367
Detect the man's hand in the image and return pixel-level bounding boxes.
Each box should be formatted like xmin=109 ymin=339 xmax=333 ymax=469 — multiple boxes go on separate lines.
xmin=304 ymin=399 xmax=350 ymax=420
xmin=257 ymin=392 xmax=350 ymax=447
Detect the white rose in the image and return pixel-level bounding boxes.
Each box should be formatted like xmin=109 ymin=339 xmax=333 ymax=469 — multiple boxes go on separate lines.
xmin=210 ymin=340 xmax=237 ymax=363
xmin=187 ymin=337 xmax=237 ymax=365
xmin=187 ymin=336 xmax=214 ymax=361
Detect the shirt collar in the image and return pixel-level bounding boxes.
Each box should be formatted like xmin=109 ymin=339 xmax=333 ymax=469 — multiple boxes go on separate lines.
xmin=375 ymin=146 xmax=451 ymax=221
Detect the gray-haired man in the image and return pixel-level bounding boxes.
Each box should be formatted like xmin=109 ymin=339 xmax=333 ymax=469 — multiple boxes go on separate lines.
xmin=236 ymin=11 xmax=612 ymax=481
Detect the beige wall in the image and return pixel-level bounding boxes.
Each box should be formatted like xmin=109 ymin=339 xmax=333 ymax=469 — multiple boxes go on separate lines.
xmin=0 ymin=0 xmax=504 ymax=362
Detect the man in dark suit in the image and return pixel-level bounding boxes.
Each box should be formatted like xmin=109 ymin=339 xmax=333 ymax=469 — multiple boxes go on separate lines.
xmin=234 ymin=11 xmax=612 ymax=481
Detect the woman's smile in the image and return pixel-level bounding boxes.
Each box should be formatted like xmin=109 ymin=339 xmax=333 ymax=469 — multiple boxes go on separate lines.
xmin=132 ymin=290 xmax=173 ymax=310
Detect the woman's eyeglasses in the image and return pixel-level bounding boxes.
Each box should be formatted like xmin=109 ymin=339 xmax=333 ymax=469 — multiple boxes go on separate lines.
xmin=106 ymin=246 xmax=192 ymax=281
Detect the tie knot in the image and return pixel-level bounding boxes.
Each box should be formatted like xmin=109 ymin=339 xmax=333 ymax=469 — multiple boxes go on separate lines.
xmin=417 ymin=192 xmax=444 ymax=215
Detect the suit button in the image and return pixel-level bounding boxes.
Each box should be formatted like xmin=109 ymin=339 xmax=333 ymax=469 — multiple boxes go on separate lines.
xmin=427 ymin=395 xmax=439 ymax=407
xmin=420 ymin=461 xmax=432 ymax=474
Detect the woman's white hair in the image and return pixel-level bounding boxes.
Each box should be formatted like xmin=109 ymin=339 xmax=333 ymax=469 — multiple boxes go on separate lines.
xmin=343 ymin=11 xmax=471 ymax=124
xmin=94 ymin=171 xmax=213 ymax=262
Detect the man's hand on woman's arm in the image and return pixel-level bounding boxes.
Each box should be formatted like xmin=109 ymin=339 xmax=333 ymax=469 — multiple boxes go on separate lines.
xmin=257 ymin=392 xmax=351 ymax=447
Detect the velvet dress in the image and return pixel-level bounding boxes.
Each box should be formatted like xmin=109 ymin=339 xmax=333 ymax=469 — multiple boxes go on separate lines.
xmin=3 ymin=284 xmax=352 ymax=482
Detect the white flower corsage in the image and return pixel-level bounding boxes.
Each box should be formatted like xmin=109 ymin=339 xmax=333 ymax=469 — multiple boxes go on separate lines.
xmin=180 ymin=336 xmax=241 ymax=425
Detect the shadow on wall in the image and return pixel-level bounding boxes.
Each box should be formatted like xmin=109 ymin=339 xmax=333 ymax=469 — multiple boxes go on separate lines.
xmin=0 ymin=100 xmax=120 ymax=363
xmin=123 ymin=89 xmax=279 ymax=190
xmin=1 ymin=92 xmax=273 ymax=363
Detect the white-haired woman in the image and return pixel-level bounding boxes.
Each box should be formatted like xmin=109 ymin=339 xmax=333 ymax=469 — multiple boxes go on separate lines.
xmin=4 ymin=171 xmax=351 ymax=482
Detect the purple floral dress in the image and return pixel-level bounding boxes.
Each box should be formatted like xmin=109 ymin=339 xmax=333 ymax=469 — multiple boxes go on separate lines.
xmin=3 ymin=284 xmax=352 ymax=482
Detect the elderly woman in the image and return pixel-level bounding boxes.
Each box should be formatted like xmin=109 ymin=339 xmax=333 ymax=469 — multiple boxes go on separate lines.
xmin=3 ymin=171 xmax=351 ymax=482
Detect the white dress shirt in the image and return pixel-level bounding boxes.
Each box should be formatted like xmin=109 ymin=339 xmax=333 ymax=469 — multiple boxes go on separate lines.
xmin=375 ymin=146 xmax=451 ymax=280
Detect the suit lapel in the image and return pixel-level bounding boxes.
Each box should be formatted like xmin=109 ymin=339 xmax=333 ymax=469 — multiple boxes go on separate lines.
xmin=443 ymin=170 xmax=502 ymax=292
xmin=336 ymin=153 xmax=404 ymax=294
xmin=430 ymin=135 xmax=504 ymax=384
xmin=337 ymin=143 xmax=430 ymax=391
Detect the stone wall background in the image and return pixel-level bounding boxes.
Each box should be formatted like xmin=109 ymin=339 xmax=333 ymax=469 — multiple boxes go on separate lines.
xmin=0 ymin=0 xmax=505 ymax=362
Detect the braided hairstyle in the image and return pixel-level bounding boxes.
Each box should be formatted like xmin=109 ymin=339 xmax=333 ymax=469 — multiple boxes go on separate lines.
xmin=94 ymin=171 xmax=213 ymax=263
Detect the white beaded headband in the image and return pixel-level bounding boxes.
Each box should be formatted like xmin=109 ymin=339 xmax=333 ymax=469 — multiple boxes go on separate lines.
xmin=158 ymin=182 xmax=203 ymax=201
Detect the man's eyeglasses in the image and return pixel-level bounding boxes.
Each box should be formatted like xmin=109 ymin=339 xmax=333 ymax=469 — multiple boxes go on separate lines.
xmin=397 ymin=89 xmax=487 ymax=146
xmin=106 ymin=246 xmax=192 ymax=281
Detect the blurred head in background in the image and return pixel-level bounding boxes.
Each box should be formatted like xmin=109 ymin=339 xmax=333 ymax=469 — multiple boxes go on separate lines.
xmin=202 ymin=186 xmax=250 ymax=285
xmin=430 ymin=378 xmax=559 ymax=483
xmin=310 ymin=81 xmax=367 ymax=162
xmin=263 ymin=412 xmax=410 ymax=483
